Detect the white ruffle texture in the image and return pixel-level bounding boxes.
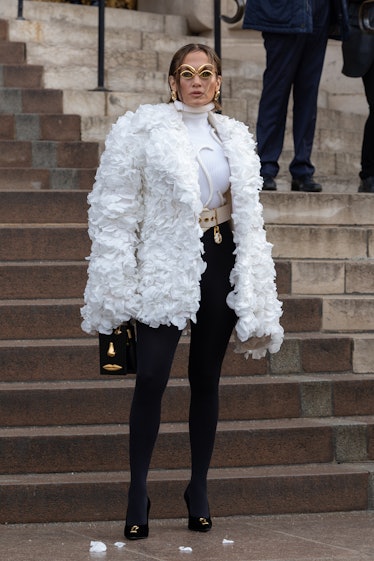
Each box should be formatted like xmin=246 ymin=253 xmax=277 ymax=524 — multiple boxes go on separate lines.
xmin=81 ymin=103 xmax=284 ymax=358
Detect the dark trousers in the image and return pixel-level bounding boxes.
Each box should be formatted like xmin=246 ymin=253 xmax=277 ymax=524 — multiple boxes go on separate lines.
xmin=257 ymin=2 xmax=330 ymax=179
xmin=361 ymin=60 xmax=374 ymax=179
xmin=126 ymin=221 xmax=237 ymax=524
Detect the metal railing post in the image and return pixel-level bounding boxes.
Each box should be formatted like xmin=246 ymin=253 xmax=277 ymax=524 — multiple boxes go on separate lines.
xmin=214 ymin=0 xmax=222 ymax=60
xmin=96 ymin=0 xmax=108 ymax=90
xmin=17 ymin=0 xmax=25 ymax=20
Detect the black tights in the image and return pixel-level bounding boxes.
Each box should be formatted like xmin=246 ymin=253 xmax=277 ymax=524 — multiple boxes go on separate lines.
xmin=361 ymin=60 xmax=374 ymax=179
xmin=127 ymin=222 xmax=237 ymax=523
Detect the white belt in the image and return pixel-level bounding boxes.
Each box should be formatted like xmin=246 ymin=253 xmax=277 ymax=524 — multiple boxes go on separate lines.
xmin=199 ymin=202 xmax=232 ymax=232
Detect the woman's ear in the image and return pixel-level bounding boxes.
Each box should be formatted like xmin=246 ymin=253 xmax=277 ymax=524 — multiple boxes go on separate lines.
xmin=169 ymin=75 xmax=176 ymax=91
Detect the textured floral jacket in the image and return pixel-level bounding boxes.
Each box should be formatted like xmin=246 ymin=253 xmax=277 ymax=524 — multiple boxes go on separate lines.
xmin=81 ymin=103 xmax=284 ymax=359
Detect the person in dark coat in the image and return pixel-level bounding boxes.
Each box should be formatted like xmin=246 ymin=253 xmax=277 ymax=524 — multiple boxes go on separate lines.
xmin=342 ymin=0 xmax=374 ymax=192
xmin=243 ymin=0 xmax=349 ymax=192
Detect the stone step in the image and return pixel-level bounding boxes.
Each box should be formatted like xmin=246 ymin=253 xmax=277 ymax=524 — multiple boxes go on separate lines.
xmin=0 ymin=262 xmax=87 ymax=299
xmin=1 ymin=10 xmax=364 ymax=149
xmin=0 ymin=3 xmax=188 ymax=36
xmin=3 ymin=190 xmax=373 ymax=226
xmin=322 ymin=296 xmax=374 ymax=332
xmin=0 ymin=329 xmax=371 ymax=383
xmin=2 ymin=374 xmax=374 ymax=427
xmin=0 ymin=226 xmax=89 ymax=260
xmin=0 ymin=39 xmax=25 ymax=64
xmin=63 ymin=88 xmax=162 ymax=126
xmin=283 ymin=294 xmax=374 ymax=333
xmin=0 ymin=18 xmax=7 ymax=40
xmin=0 ymin=167 xmax=96 ymax=189
xmin=0 ymin=332 xmax=373 ymax=381
xmin=6 ymin=16 xmax=195 ymax=58
xmin=61 ymin=87 xmax=366 ymax=151
xmin=0 ymin=297 xmax=328 ymax=339
xmin=274 ymin=175 xmax=362 ymax=194
xmin=0 ymin=63 xmax=43 ymax=88
xmin=262 ymin=192 xmax=374 ymax=225
xmin=43 ymin=64 xmax=170 ymax=94
xmin=280 ymin=259 xmax=374 ymax=296
xmin=5 ymin=222 xmax=372 ymax=263
xmin=0 ymin=86 xmax=63 ymax=114
xmin=78 ymin=108 xmax=365 ymax=155
xmin=0 ymin=113 xmax=82 ymax=141
xmin=1 ymin=259 xmax=371 ymax=300
xmin=0 ymin=190 xmax=87 ymax=221
xmin=278 ymin=148 xmax=361 ymax=179
xmin=2 ymin=415 xmax=374 ymax=474
xmin=26 ymin=43 xmax=160 ymax=73
xmin=0 ymin=464 xmax=370 ymax=523
xmin=1 ymin=222 xmax=371 ymax=264
xmin=0 ymin=139 xmax=98 ymax=168
xmin=0 ymin=333 xmax=365 ymax=383
xmin=0 ymin=254 xmax=371 ymax=300
xmin=267 ymin=225 xmax=373 ymax=260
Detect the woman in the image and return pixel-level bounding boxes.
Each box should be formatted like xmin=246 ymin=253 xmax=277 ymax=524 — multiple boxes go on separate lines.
xmin=81 ymin=44 xmax=284 ymax=539
xmin=342 ymin=0 xmax=374 ymax=192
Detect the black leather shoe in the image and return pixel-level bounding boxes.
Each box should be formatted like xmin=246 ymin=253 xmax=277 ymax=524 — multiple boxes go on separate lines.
xmin=358 ymin=177 xmax=374 ymax=193
xmin=262 ymin=176 xmax=277 ymax=191
xmin=184 ymin=487 xmax=212 ymax=532
xmin=124 ymin=498 xmax=150 ymax=540
xmin=291 ymin=176 xmax=322 ymax=192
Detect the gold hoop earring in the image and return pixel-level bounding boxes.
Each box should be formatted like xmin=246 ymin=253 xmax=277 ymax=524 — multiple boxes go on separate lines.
xmin=214 ymin=90 xmax=220 ymax=102
xmin=171 ymin=90 xmax=177 ymax=101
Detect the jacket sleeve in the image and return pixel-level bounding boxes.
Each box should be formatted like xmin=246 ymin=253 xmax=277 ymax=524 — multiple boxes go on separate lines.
xmin=80 ymin=111 xmax=144 ymax=335
xmin=217 ymin=117 xmax=284 ymax=359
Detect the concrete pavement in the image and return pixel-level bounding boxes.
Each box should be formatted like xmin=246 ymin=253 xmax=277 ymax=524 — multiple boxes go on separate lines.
xmin=2 ymin=510 xmax=374 ymax=561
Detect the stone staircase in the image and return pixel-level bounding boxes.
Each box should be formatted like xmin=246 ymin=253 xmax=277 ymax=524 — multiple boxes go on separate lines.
xmin=0 ymin=0 xmax=374 ymax=524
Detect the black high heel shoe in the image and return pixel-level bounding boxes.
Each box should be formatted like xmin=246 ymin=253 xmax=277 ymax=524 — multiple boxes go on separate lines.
xmin=124 ymin=497 xmax=151 ymax=540
xmin=184 ymin=487 xmax=212 ymax=532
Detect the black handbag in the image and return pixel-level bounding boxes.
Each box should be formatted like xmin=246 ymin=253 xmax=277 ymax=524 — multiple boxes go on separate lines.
xmin=99 ymin=321 xmax=137 ymax=375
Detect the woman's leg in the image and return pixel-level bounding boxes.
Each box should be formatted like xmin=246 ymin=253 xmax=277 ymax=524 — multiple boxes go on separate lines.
xmin=361 ymin=62 xmax=374 ymax=179
xmin=187 ymin=222 xmax=237 ymax=517
xmin=127 ymin=321 xmax=182 ymax=524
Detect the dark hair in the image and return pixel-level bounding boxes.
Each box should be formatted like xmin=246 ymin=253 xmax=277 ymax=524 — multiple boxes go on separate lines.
xmin=168 ymin=43 xmax=222 ymax=111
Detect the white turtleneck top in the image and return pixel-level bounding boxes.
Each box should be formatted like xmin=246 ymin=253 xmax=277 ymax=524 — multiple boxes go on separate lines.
xmin=174 ymin=100 xmax=231 ymax=209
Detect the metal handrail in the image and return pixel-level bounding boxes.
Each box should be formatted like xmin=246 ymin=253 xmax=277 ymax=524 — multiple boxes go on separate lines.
xmin=221 ymin=0 xmax=245 ymax=25
xmin=15 ymin=0 xmax=245 ymax=90
xmin=214 ymin=0 xmax=245 ymax=58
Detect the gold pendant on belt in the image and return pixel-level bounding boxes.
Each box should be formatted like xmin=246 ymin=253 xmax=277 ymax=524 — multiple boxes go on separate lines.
xmin=213 ymin=225 xmax=222 ymax=244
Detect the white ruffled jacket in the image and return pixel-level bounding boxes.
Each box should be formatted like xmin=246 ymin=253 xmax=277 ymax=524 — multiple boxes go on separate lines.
xmin=81 ymin=103 xmax=284 ymax=359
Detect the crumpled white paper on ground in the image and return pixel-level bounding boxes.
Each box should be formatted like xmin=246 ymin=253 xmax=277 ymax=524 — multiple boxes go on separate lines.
xmin=114 ymin=541 xmax=126 ymax=548
xmin=179 ymin=545 xmax=193 ymax=552
xmin=89 ymin=540 xmax=107 ymax=553
xmin=222 ymin=538 xmax=234 ymax=544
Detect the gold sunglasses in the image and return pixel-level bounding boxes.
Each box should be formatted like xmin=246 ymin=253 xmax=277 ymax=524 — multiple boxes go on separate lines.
xmin=176 ymin=64 xmax=216 ymax=80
